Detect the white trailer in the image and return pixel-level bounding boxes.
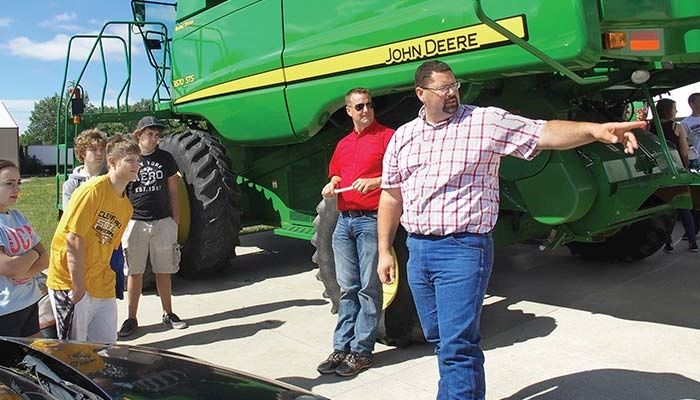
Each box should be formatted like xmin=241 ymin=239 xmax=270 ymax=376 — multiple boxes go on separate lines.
xmin=27 ymin=145 xmax=75 ymax=167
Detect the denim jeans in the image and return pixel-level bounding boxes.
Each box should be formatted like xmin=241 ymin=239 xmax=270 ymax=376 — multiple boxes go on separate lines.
xmin=332 ymin=213 xmax=382 ymax=355
xmin=689 ymin=158 xmax=700 ymax=171
xmin=406 ymin=232 xmax=494 ymax=400
xmin=666 ymin=209 xmax=697 ymax=246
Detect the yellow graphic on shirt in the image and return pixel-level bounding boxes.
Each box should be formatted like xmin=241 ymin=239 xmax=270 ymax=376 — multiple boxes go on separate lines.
xmin=93 ymin=211 xmax=123 ymax=245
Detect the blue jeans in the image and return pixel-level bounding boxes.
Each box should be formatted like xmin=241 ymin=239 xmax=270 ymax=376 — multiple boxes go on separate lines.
xmin=407 ymin=232 xmax=494 ymax=400
xmin=332 ymin=213 xmax=382 ymax=355
xmin=689 ymin=159 xmax=700 ymax=170
xmin=666 ymin=209 xmax=697 ymax=246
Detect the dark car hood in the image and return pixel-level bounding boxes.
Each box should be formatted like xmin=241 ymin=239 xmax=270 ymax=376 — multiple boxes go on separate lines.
xmin=0 ymin=337 xmax=328 ymax=400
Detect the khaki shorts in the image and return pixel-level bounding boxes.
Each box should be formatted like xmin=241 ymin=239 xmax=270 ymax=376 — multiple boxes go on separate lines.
xmin=122 ymin=217 xmax=180 ymax=275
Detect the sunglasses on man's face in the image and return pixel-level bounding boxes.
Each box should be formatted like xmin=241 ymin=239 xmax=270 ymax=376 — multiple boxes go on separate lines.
xmin=352 ymin=102 xmax=373 ymax=112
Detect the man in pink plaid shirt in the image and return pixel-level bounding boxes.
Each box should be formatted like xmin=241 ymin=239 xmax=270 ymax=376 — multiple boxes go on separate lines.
xmin=377 ymin=60 xmax=644 ymax=400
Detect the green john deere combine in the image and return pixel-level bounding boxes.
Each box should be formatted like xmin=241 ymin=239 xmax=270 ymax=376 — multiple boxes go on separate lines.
xmin=56 ymin=0 xmax=700 ymax=345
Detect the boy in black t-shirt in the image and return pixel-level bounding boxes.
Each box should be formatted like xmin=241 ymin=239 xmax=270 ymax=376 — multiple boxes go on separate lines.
xmin=118 ymin=117 xmax=188 ymax=338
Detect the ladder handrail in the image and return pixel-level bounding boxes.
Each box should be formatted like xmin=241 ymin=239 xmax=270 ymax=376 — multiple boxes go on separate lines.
xmin=54 ymin=20 xmax=172 ymax=209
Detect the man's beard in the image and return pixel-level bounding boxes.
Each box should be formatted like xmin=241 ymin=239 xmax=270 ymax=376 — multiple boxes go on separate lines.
xmin=443 ymin=95 xmax=459 ymax=114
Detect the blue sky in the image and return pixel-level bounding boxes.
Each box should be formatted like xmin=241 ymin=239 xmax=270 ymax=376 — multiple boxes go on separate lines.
xmin=1 ymin=0 xmax=174 ymax=134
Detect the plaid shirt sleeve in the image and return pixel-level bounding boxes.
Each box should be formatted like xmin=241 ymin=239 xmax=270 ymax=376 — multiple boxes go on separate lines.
xmin=381 ymin=129 xmax=402 ymax=189
xmin=486 ymin=107 xmax=545 ymax=160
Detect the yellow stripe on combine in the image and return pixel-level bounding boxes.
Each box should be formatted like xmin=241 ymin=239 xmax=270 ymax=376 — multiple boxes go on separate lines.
xmin=175 ymin=69 xmax=286 ymax=104
xmin=174 ymin=16 xmax=525 ymax=105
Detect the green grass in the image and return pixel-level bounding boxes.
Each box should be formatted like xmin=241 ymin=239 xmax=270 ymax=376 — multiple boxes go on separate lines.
xmin=12 ymin=177 xmax=276 ymax=243
xmin=14 ymin=177 xmax=60 ymax=245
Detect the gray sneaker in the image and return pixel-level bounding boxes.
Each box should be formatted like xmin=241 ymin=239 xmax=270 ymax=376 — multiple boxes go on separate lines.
xmin=163 ymin=313 xmax=188 ymax=329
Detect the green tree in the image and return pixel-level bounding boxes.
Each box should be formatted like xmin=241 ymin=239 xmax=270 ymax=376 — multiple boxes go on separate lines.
xmin=23 ymin=95 xmax=170 ymax=147
xmin=92 ymin=98 xmax=154 ymax=135
xmin=21 ymin=95 xmax=64 ymax=146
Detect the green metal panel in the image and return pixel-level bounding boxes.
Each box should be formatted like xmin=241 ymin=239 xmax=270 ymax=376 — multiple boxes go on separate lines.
xmin=598 ymin=0 xmax=700 ymax=63
xmin=598 ymin=0 xmax=700 ymax=21
xmin=685 ymin=29 xmax=700 ymax=54
xmin=175 ymin=0 xmax=206 ymax=21
xmin=171 ymin=0 xmax=295 ymax=144
xmin=514 ymin=151 xmax=597 ymax=225
xmin=176 ymin=87 xmax=293 ymax=145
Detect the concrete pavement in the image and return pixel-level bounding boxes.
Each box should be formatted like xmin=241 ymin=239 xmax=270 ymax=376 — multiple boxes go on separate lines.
xmin=116 ymin=230 xmax=700 ymax=400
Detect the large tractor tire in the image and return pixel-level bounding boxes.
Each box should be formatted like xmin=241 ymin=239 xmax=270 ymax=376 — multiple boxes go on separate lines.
xmin=159 ymin=129 xmax=240 ymax=277
xmin=566 ymin=213 xmax=675 ymax=262
xmin=311 ymin=198 xmax=425 ymax=347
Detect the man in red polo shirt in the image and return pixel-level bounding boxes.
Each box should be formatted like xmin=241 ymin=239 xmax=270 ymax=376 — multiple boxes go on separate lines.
xmin=317 ymin=88 xmax=394 ymax=376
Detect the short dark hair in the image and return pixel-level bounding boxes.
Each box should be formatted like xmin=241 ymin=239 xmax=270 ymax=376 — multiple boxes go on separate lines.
xmin=689 ymin=93 xmax=700 ymax=105
xmin=345 ymin=87 xmax=371 ymax=105
xmin=414 ymin=60 xmax=453 ymax=88
xmin=656 ymin=98 xmax=676 ymax=120
xmin=0 ymin=159 xmax=18 ymax=172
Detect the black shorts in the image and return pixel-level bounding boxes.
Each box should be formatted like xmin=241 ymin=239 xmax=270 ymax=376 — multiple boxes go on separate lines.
xmin=0 ymin=302 xmax=39 ymax=337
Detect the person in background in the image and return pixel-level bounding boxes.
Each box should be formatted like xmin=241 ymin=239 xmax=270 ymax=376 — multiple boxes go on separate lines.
xmin=649 ymin=98 xmax=698 ymax=253
xmin=62 ymin=129 xmax=107 ymax=210
xmin=681 ymin=93 xmax=700 ymax=234
xmin=0 ymin=159 xmax=49 ymax=337
xmin=118 ymin=116 xmax=188 ymax=338
xmin=47 ymin=134 xmax=140 ymax=343
xmin=681 ymin=93 xmax=700 ymax=171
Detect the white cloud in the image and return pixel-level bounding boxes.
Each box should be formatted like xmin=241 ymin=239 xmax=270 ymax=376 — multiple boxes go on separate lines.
xmin=4 ymin=25 xmax=143 ymax=62
xmin=0 ymin=18 xmax=12 ymax=27
xmin=39 ymin=12 xmax=80 ymax=31
xmin=5 ymin=35 xmax=73 ymax=61
xmin=0 ymin=99 xmax=37 ymax=135
xmin=54 ymin=13 xmax=77 ymax=23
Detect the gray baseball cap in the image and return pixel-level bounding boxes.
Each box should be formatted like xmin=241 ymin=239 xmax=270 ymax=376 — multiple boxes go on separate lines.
xmin=136 ymin=116 xmax=166 ymax=131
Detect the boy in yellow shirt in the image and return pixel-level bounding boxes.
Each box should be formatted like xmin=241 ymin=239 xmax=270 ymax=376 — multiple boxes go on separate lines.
xmin=47 ymin=134 xmax=140 ymax=343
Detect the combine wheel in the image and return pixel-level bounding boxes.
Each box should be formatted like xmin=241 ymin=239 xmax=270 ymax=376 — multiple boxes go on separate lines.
xmin=312 ymin=198 xmax=425 ymax=347
xmin=566 ymin=213 xmax=674 ymax=262
xmin=159 ymin=129 xmax=240 ymax=277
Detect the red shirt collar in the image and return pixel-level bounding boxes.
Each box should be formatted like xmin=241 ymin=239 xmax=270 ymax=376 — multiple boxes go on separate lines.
xmin=352 ymin=120 xmax=380 ymax=136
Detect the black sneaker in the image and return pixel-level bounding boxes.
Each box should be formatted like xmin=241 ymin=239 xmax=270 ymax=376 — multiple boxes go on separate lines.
xmin=317 ymin=350 xmax=348 ymax=374
xmin=690 ymin=243 xmax=699 ymax=252
xmin=163 ymin=313 xmax=188 ymax=329
xmin=335 ymin=352 xmax=373 ymax=376
xmin=663 ymin=243 xmax=674 ymax=253
xmin=117 ymin=318 xmax=138 ymax=338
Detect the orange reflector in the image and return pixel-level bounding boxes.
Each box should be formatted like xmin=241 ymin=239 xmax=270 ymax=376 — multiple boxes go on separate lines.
xmin=72 ymin=115 xmax=81 ymax=124
xmin=603 ymin=32 xmax=626 ymax=49
xmin=630 ymin=31 xmax=660 ymax=51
